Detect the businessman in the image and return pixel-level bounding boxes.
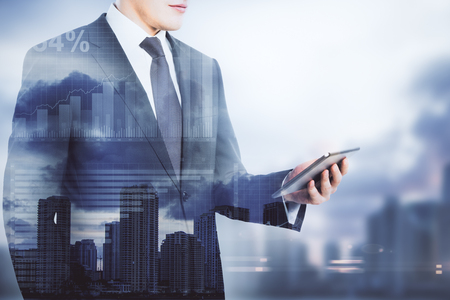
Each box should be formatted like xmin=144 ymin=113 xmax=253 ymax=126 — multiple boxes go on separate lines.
xmin=3 ymin=0 xmax=348 ymax=297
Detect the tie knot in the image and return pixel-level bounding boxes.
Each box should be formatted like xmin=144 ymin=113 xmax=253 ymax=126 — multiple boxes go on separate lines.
xmin=140 ymin=37 xmax=165 ymax=58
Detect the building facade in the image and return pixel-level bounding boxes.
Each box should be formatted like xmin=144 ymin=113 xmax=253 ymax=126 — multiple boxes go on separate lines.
xmin=160 ymin=231 xmax=204 ymax=293
xmin=120 ymin=184 xmax=158 ymax=293
xmin=36 ymin=196 xmax=71 ymax=294
xmin=11 ymin=249 xmax=37 ymax=292
xmin=103 ymin=221 xmax=120 ymax=280
xmin=194 ymin=205 xmax=250 ymax=292
xmin=79 ymin=239 xmax=97 ymax=279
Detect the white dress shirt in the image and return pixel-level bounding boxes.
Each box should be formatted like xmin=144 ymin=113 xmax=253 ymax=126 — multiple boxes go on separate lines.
xmin=105 ymin=4 xmax=182 ymax=116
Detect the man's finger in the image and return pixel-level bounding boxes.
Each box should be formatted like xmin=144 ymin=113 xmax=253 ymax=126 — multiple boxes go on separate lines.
xmin=307 ymin=179 xmax=326 ymax=205
xmin=340 ymin=157 xmax=349 ymax=176
xmin=330 ymin=163 xmax=342 ymax=188
xmin=307 ymin=180 xmax=320 ymax=204
xmin=319 ymin=169 xmax=332 ymax=200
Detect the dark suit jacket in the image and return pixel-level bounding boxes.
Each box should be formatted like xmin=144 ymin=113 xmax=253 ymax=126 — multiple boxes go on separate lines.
xmin=3 ymin=13 xmax=306 ymax=293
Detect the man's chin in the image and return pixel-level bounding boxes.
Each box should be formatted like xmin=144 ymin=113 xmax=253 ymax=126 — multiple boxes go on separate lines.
xmin=161 ymin=16 xmax=184 ymax=31
xmin=164 ymin=23 xmax=183 ymax=31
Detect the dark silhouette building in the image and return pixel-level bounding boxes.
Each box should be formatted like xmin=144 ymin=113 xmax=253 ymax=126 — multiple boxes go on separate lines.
xmin=442 ymin=164 xmax=450 ymax=204
xmin=11 ymin=248 xmax=37 ymax=292
xmin=78 ymin=239 xmax=97 ymax=279
xmin=36 ymin=196 xmax=71 ymax=294
xmin=103 ymin=221 xmax=120 ymax=280
xmin=194 ymin=205 xmax=250 ymax=292
xmin=160 ymin=231 xmax=205 ymax=293
xmin=120 ymin=184 xmax=158 ymax=293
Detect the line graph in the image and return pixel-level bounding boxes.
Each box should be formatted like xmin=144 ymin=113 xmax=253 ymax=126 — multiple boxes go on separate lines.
xmin=13 ymin=71 xmax=214 ymax=140
xmin=17 ymin=72 xmax=134 ymax=117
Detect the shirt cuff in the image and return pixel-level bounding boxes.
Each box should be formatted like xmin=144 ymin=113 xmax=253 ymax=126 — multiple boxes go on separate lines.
xmin=283 ymin=198 xmax=301 ymax=224
xmin=281 ymin=170 xmax=301 ymax=224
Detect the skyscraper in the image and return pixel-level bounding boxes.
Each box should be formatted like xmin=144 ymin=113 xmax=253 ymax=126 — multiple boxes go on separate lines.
xmin=103 ymin=221 xmax=120 ymax=280
xmin=442 ymin=164 xmax=450 ymax=204
xmin=11 ymin=248 xmax=37 ymax=292
xmin=194 ymin=205 xmax=250 ymax=292
xmin=160 ymin=231 xmax=205 ymax=293
xmin=194 ymin=212 xmax=222 ymax=292
xmin=398 ymin=202 xmax=440 ymax=291
xmin=365 ymin=196 xmax=402 ymax=294
xmin=79 ymin=239 xmax=97 ymax=279
xmin=36 ymin=196 xmax=71 ymax=294
xmin=438 ymin=165 xmax=450 ymax=280
xmin=120 ymin=184 xmax=158 ymax=293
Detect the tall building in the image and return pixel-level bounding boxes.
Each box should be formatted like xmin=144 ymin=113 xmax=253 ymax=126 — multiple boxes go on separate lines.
xmin=70 ymin=240 xmax=97 ymax=279
xmin=194 ymin=205 xmax=250 ymax=292
xmin=365 ymin=196 xmax=402 ymax=294
xmin=11 ymin=248 xmax=37 ymax=292
xmin=263 ymin=201 xmax=292 ymax=229
xmin=437 ymin=184 xmax=450 ymax=279
xmin=79 ymin=239 xmax=97 ymax=279
xmin=437 ymin=165 xmax=450 ymax=287
xmin=194 ymin=212 xmax=222 ymax=292
xmin=160 ymin=231 xmax=204 ymax=293
xmin=442 ymin=164 xmax=450 ymax=204
xmin=70 ymin=241 xmax=82 ymax=265
xmin=36 ymin=196 xmax=71 ymax=294
xmin=120 ymin=184 xmax=158 ymax=293
xmin=103 ymin=221 xmax=120 ymax=280
xmin=324 ymin=241 xmax=344 ymax=287
xmin=397 ymin=201 xmax=440 ymax=292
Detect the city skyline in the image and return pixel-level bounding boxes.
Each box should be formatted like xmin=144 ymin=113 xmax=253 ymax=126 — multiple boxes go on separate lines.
xmin=11 ymin=158 xmax=450 ymax=264
xmin=10 ymin=177 xmax=450 ymax=298
xmin=11 ymin=181 xmax=263 ymax=295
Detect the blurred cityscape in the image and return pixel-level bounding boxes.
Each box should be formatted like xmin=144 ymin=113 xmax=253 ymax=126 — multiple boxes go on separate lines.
xmin=8 ymin=164 xmax=450 ymax=298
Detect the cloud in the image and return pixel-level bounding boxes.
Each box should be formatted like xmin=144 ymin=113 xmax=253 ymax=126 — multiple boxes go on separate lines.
xmin=5 ymin=218 xmax=36 ymax=250
xmin=2 ymin=199 xmax=13 ymax=213
xmin=413 ymin=59 xmax=450 ymax=162
xmin=415 ymin=58 xmax=450 ymax=99
xmin=16 ymin=71 xmax=101 ymax=117
xmin=405 ymin=58 xmax=450 ymax=197
xmin=327 ymin=57 xmax=450 ymax=202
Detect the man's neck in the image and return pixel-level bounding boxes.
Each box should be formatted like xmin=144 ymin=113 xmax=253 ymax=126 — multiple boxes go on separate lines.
xmin=114 ymin=2 xmax=159 ymax=36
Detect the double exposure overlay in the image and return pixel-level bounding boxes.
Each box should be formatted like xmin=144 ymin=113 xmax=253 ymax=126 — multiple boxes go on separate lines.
xmin=3 ymin=16 xmax=300 ymax=298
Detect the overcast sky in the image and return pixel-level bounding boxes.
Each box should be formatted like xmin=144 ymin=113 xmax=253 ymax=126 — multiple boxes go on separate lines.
xmin=2 ymin=0 xmax=450 ymax=296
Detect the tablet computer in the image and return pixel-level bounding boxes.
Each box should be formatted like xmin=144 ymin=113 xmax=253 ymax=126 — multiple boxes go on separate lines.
xmin=271 ymin=147 xmax=360 ymax=198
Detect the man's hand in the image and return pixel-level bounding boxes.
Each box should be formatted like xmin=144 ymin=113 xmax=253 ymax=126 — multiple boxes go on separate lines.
xmin=283 ymin=158 xmax=349 ymax=205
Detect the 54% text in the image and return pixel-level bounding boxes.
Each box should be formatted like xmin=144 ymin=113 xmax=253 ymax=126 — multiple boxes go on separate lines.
xmin=33 ymin=30 xmax=89 ymax=53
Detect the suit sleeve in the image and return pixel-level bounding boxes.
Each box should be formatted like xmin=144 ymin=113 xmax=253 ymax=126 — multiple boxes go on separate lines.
xmin=3 ymin=46 xmax=71 ymax=248
xmin=211 ymin=59 xmax=306 ymax=230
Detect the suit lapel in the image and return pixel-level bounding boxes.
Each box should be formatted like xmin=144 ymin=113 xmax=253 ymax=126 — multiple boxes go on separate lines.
xmin=85 ymin=14 xmax=180 ymax=191
xmin=167 ymin=34 xmax=198 ymax=178
xmin=167 ymin=34 xmax=218 ymax=188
